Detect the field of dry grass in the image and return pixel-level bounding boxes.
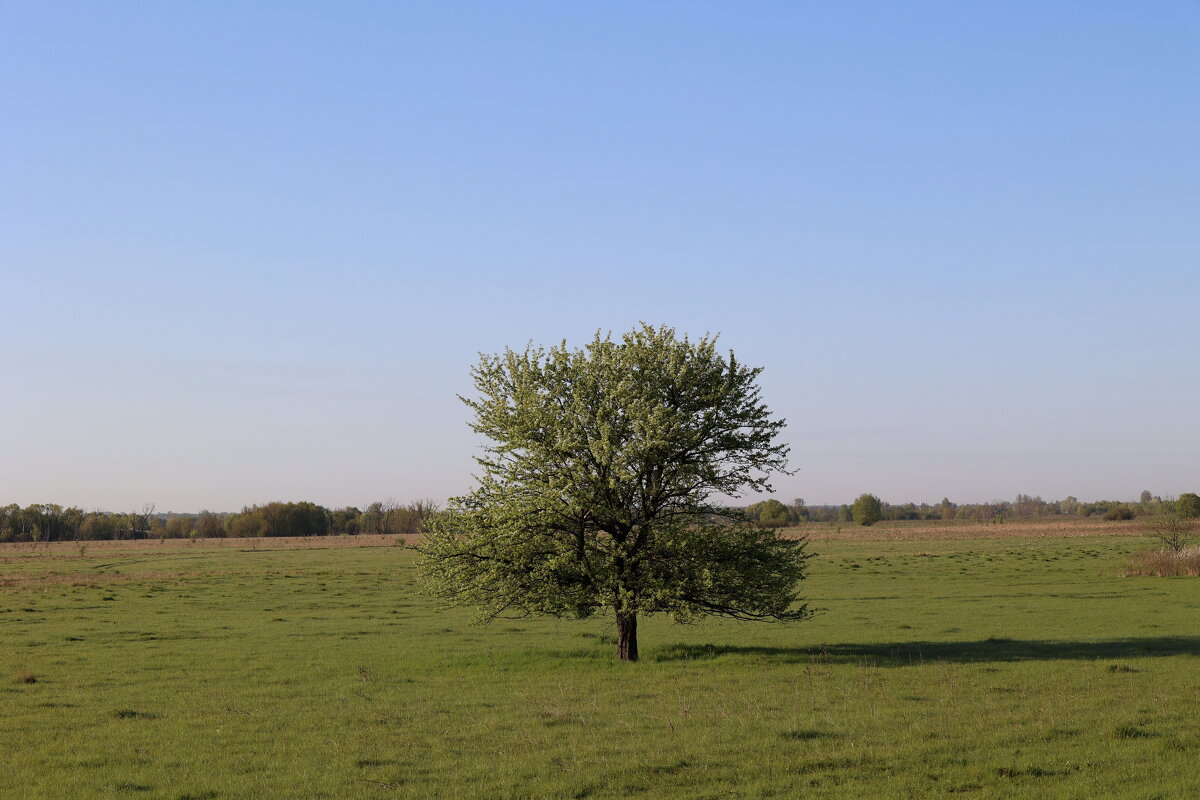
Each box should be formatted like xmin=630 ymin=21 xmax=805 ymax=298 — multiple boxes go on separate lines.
xmin=1125 ymin=545 xmax=1200 ymax=576
xmin=790 ymin=515 xmax=1188 ymax=584
xmin=787 ymin=516 xmax=1142 ymax=541
xmin=0 ymin=532 xmax=406 ymax=557
xmin=0 ymin=534 xmax=409 ymax=591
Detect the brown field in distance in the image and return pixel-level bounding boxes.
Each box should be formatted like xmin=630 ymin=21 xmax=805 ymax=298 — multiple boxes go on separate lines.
xmin=0 ymin=533 xmax=406 ymax=558
xmin=788 ymin=516 xmax=1141 ymax=541
xmin=0 ymin=534 xmax=409 ymax=590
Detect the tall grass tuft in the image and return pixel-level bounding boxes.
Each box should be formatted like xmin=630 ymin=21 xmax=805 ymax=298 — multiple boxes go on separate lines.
xmin=1125 ymin=546 xmax=1200 ymax=577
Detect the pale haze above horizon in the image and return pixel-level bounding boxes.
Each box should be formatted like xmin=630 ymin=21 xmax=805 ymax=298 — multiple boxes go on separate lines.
xmin=2 ymin=2 xmax=1198 ymax=513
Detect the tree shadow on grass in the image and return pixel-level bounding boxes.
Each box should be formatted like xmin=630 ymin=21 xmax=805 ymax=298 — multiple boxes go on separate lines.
xmin=652 ymin=636 xmax=1200 ymax=665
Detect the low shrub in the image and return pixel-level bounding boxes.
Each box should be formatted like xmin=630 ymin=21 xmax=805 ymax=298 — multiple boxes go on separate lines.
xmin=1140 ymin=513 xmax=1197 ymax=552
xmin=1125 ymin=546 xmax=1200 ymax=577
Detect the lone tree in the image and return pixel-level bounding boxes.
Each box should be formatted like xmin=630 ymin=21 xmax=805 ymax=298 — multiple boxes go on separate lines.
xmin=851 ymin=493 xmax=882 ymax=526
xmin=1141 ymin=512 xmax=1197 ymax=553
xmin=418 ymin=324 xmax=812 ymax=661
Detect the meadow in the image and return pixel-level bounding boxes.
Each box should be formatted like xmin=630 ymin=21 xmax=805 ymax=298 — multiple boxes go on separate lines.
xmin=3 ymin=521 xmax=1198 ymax=799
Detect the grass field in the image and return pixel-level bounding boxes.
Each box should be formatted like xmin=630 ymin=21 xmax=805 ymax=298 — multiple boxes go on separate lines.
xmin=3 ymin=521 xmax=1198 ymax=799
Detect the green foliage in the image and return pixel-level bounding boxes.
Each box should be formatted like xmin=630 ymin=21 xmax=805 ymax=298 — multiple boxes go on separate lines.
xmin=745 ymin=498 xmax=790 ymax=527
xmin=1102 ymin=505 xmax=1135 ymax=521
xmin=938 ymin=497 xmax=956 ymax=520
xmin=851 ymin=493 xmax=883 ymax=526
xmin=419 ymin=325 xmax=811 ymax=660
xmin=1177 ymin=493 xmax=1200 ymax=518
xmin=0 ymin=500 xmax=433 ymax=543
xmin=164 ymin=515 xmax=193 ymax=539
xmin=223 ymin=502 xmax=341 ymax=537
xmin=1079 ymin=499 xmax=1138 ymax=519
xmin=3 ymin=490 xmax=1180 ymax=543
xmin=194 ymin=510 xmax=224 ymax=539
xmin=790 ymin=498 xmax=810 ymax=523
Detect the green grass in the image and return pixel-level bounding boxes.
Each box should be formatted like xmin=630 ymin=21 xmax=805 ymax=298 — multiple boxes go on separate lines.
xmin=3 ymin=534 xmax=1199 ymax=799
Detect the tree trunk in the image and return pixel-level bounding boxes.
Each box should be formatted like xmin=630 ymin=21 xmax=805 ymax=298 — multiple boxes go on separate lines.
xmin=616 ymin=612 xmax=638 ymax=662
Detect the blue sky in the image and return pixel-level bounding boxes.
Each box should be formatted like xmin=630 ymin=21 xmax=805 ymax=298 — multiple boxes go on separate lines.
xmin=2 ymin=2 xmax=1197 ymax=511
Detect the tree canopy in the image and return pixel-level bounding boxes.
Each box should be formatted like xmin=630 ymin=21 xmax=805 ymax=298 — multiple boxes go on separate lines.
xmin=851 ymin=493 xmax=883 ymax=526
xmin=1178 ymin=493 xmax=1200 ymax=518
xmin=418 ymin=324 xmax=812 ymax=661
xmin=745 ymin=498 xmax=791 ymax=527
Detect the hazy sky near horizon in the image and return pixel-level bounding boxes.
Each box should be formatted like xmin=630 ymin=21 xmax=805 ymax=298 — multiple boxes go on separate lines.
xmin=2 ymin=2 xmax=1198 ymax=512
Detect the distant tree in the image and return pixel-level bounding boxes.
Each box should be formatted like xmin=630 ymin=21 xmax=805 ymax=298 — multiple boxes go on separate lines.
xmin=363 ymin=500 xmax=397 ymax=534
xmin=1012 ymin=494 xmax=1047 ymax=518
xmin=0 ymin=503 xmax=13 ymax=542
xmin=1141 ymin=513 xmax=1196 ymax=553
xmin=419 ymin=325 xmax=812 ymax=661
xmin=225 ymin=509 xmax=262 ymax=538
xmin=62 ymin=506 xmax=84 ymax=539
xmin=253 ymin=501 xmax=329 ymax=537
xmin=195 ymin=510 xmax=224 ymax=539
xmin=329 ymin=506 xmax=362 ymax=535
xmin=851 ymin=494 xmax=883 ymax=527
xmin=1102 ymin=505 xmax=1135 ymax=521
xmin=362 ymin=499 xmax=431 ymax=535
xmin=1140 ymin=490 xmax=1153 ymax=506
xmin=806 ymin=505 xmax=839 ymax=523
xmin=1080 ymin=500 xmax=1127 ymax=518
xmin=165 ymin=515 xmax=193 ymax=539
xmin=838 ymin=504 xmax=853 ymax=523
xmin=753 ymin=499 xmax=790 ymax=528
xmin=790 ymin=498 xmax=810 ymax=524
xmin=24 ymin=504 xmax=70 ymax=542
xmin=129 ymin=504 xmax=155 ymax=539
xmin=79 ymin=512 xmax=119 ymax=540
xmin=0 ymin=504 xmax=14 ymax=542
xmin=393 ymin=500 xmax=436 ymax=533
xmin=938 ymin=497 xmax=956 ymax=520
xmin=1178 ymin=493 xmax=1200 ymax=518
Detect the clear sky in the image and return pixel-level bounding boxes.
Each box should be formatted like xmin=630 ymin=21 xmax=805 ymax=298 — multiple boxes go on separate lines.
xmin=2 ymin=2 xmax=1197 ymax=512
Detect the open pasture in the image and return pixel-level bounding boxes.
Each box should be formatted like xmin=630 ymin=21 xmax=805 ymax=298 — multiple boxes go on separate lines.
xmin=3 ymin=523 xmax=1197 ymax=799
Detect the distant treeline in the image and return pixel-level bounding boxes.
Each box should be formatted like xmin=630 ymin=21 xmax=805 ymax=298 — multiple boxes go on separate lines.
xmin=0 ymin=500 xmax=435 ymax=543
xmin=7 ymin=491 xmax=1197 ymax=542
xmin=744 ymin=491 xmax=1200 ymax=527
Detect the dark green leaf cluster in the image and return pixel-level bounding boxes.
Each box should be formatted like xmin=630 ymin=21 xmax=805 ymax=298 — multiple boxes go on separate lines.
xmin=1178 ymin=493 xmax=1200 ymax=519
xmin=743 ymin=498 xmax=791 ymax=527
xmin=851 ymin=493 xmax=883 ymax=526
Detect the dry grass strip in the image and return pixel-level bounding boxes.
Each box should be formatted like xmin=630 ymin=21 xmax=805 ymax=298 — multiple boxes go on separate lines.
xmin=1125 ymin=546 xmax=1200 ymax=577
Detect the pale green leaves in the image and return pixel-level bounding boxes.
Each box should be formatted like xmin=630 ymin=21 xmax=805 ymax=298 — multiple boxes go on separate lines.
xmin=419 ymin=324 xmax=810 ymax=626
